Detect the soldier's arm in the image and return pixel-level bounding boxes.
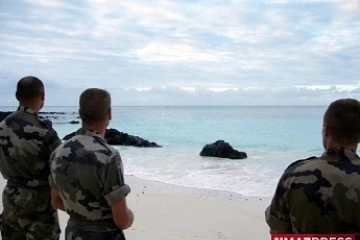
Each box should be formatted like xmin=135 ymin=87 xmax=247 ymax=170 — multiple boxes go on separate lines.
xmin=265 ymin=172 xmax=292 ymax=233
xmin=50 ymin=188 xmax=65 ymax=211
xmin=48 ymin=151 xmax=65 ymax=212
xmin=43 ymin=128 xmax=62 ymax=157
xmin=49 ymin=173 xmax=65 ymax=211
xmin=101 ymin=152 xmax=134 ymax=230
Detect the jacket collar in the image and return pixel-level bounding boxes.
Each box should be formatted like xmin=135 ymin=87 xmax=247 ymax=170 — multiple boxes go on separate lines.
xmin=75 ymin=127 xmax=105 ymax=140
xmin=17 ymin=106 xmax=37 ymax=115
xmin=322 ymin=147 xmax=359 ymax=159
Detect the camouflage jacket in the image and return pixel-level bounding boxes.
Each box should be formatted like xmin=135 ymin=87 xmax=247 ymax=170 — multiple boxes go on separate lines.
xmin=265 ymin=147 xmax=360 ymax=236
xmin=0 ymin=106 xmax=61 ymax=188
xmin=49 ymin=128 xmax=131 ymax=231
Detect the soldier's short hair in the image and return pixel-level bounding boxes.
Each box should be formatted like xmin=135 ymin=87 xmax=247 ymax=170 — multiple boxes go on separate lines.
xmin=79 ymin=88 xmax=111 ymax=124
xmin=16 ymin=76 xmax=44 ymax=100
xmin=324 ymin=98 xmax=360 ymax=144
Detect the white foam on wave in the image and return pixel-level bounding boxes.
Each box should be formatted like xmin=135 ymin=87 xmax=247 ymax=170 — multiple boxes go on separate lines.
xmin=54 ymin=124 xmax=316 ymax=198
xmin=118 ymin=147 xmax=290 ymax=198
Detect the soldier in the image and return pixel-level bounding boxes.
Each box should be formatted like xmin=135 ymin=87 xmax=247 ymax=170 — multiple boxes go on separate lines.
xmin=49 ymin=88 xmax=134 ymax=240
xmin=265 ymin=98 xmax=360 ymax=237
xmin=0 ymin=76 xmax=61 ymax=239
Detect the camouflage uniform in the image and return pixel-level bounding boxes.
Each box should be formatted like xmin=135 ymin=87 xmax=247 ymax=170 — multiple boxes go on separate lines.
xmin=0 ymin=106 xmax=61 ymax=240
xmin=49 ymin=128 xmax=131 ymax=240
xmin=265 ymin=147 xmax=360 ymax=238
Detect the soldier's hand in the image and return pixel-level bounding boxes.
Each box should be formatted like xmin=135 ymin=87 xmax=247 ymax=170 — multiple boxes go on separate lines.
xmin=124 ymin=208 xmax=134 ymax=229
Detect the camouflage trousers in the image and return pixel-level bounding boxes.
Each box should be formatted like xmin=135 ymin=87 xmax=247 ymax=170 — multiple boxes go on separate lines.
xmin=65 ymin=225 xmax=126 ymax=240
xmin=0 ymin=185 xmax=61 ymax=240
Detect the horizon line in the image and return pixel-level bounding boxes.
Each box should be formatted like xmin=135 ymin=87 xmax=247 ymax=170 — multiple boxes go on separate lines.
xmin=0 ymin=105 xmax=328 ymax=107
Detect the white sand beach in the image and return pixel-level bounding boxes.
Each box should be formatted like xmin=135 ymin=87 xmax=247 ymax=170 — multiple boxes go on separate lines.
xmin=57 ymin=176 xmax=271 ymax=240
xmin=0 ymin=176 xmax=271 ymax=239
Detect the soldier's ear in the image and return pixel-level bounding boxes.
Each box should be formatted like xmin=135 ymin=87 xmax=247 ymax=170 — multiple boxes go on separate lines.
xmin=108 ymin=107 xmax=112 ymax=120
xmin=323 ymin=123 xmax=330 ymax=138
xmin=15 ymin=92 xmax=20 ymax=101
xmin=40 ymin=91 xmax=45 ymax=101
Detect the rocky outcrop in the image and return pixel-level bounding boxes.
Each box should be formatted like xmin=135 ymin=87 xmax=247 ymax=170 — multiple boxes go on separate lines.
xmin=39 ymin=111 xmax=67 ymax=115
xmin=1 ymin=111 xmax=160 ymax=148
xmin=63 ymin=128 xmax=162 ymax=148
xmin=200 ymin=140 xmax=247 ymax=160
xmin=0 ymin=111 xmax=78 ymax=125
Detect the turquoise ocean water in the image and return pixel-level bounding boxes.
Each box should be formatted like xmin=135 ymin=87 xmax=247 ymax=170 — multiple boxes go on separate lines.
xmin=0 ymin=106 xmax=335 ymax=198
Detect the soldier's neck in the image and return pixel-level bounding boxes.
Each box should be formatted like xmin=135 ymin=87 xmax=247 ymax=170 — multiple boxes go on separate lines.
xmin=326 ymin=141 xmax=358 ymax=152
xmin=18 ymin=101 xmax=40 ymax=113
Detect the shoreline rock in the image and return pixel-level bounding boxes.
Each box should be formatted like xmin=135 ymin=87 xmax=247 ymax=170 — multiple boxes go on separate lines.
xmin=1 ymin=111 xmax=161 ymax=148
xmin=200 ymin=140 xmax=247 ymax=160
xmin=0 ymin=111 xmax=79 ymax=125
xmin=63 ymin=128 xmax=162 ymax=148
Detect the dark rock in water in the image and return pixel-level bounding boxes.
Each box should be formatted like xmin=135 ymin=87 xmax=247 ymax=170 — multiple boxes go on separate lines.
xmin=0 ymin=111 xmax=79 ymax=125
xmin=39 ymin=111 xmax=67 ymax=115
xmin=106 ymin=128 xmax=161 ymax=147
xmin=63 ymin=128 xmax=162 ymax=148
xmin=0 ymin=111 xmax=64 ymax=122
xmin=200 ymin=140 xmax=247 ymax=160
xmin=39 ymin=115 xmax=59 ymax=120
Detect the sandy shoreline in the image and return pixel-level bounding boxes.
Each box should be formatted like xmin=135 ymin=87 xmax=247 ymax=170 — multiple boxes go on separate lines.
xmin=58 ymin=175 xmax=271 ymax=240
xmin=0 ymin=176 xmax=271 ymax=239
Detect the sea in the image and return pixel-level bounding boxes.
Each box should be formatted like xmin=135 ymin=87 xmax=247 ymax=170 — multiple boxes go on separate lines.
xmin=0 ymin=106 xmax=332 ymax=198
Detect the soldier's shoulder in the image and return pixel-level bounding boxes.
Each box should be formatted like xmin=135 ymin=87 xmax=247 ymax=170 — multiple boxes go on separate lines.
xmin=63 ymin=134 xmax=118 ymax=160
xmin=105 ymin=143 xmax=118 ymax=155
xmin=8 ymin=111 xmax=49 ymax=131
xmin=0 ymin=118 xmax=6 ymax=130
xmin=58 ymin=136 xmax=79 ymax=149
xmin=0 ymin=115 xmax=10 ymax=140
xmin=284 ymin=156 xmax=318 ymax=174
xmin=90 ymin=135 xmax=117 ymax=154
xmin=1 ymin=111 xmax=21 ymax=126
xmin=51 ymin=140 xmax=67 ymax=154
xmin=1 ymin=112 xmax=49 ymax=137
xmin=39 ymin=119 xmax=53 ymax=130
xmin=97 ymin=140 xmax=119 ymax=163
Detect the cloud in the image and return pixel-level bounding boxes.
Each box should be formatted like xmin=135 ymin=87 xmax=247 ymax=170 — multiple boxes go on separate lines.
xmin=136 ymin=41 xmax=227 ymax=63
xmin=95 ymin=85 xmax=360 ymax=106
xmin=1 ymin=69 xmax=358 ymax=106
xmin=0 ymin=0 xmax=359 ymax=105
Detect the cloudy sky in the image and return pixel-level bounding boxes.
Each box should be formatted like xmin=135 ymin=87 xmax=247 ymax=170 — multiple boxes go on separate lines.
xmin=0 ymin=0 xmax=359 ymax=106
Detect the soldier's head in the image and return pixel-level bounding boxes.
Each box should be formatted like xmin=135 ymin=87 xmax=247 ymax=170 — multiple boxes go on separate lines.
xmin=79 ymin=88 xmax=112 ymax=133
xmin=16 ymin=76 xmax=45 ymax=112
xmin=322 ymin=98 xmax=360 ymax=150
